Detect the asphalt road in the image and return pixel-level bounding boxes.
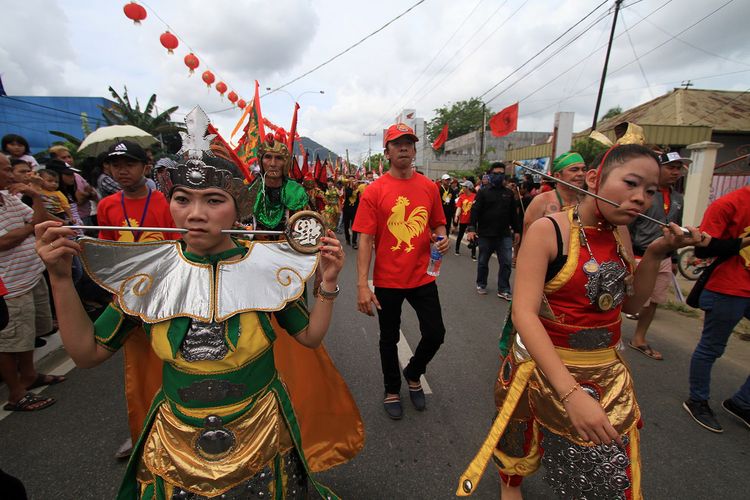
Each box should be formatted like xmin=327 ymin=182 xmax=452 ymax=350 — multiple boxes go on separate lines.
xmin=1 ymin=236 xmax=749 ymax=499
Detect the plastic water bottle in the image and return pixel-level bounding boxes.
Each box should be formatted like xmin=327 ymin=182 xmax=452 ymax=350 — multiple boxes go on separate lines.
xmin=426 ymin=236 xmax=444 ymax=277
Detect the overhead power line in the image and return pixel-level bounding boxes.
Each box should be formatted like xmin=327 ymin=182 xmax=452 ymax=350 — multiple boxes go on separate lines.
xmin=620 ymin=11 xmax=654 ymax=99
xmin=478 ymin=0 xmax=609 ymax=102
xmin=266 ymin=0 xmax=428 ymax=96
xmin=377 ymin=0 xmax=486 ymax=124
xmin=413 ymin=0 xmax=529 ymax=107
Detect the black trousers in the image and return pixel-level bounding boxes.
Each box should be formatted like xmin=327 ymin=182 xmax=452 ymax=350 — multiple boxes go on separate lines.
xmin=374 ymin=281 xmax=446 ymax=394
xmin=0 ymin=297 xmax=8 ymax=331
xmin=455 ymin=223 xmax=476 ymax=257
xmin=342 ymin=207 xmax=358 ymax=245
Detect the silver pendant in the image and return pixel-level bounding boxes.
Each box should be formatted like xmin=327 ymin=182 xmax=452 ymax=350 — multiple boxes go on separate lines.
xmin=583 ymin=259 xmax=600 ymax=275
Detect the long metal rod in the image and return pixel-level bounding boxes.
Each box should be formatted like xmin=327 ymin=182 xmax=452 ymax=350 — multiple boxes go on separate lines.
xmin=69 ymin=225 xmax=284 ymax=235
xmin=517 ymin=164 xmax=688 ymax=232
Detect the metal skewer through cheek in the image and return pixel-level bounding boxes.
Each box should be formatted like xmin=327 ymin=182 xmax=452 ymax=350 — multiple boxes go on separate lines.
xmin=516 ymin=164 xmax=691 ymax=235
xmin=69 ymin=210 xmax=328 ymax=254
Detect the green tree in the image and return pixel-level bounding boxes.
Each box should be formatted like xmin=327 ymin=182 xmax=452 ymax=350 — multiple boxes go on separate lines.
xmin=426 ymin=98 xmax=489 ymax=153
xmin=601 ymin=106 xmax=623 ymax=121
xmin=572 ymin=137 xmax=609 ymax=166
xmin=99 ymin=86 xmax=184 ymax=153
xmin=362 ymin=153 xmax=388 ymax=172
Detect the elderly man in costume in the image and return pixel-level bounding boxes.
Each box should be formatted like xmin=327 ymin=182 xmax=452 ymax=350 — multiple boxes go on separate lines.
xmin=522 ymin=152 xmax=586 ymax=232
xmin=35 ymin=107 xmax=362 ymax=499
xmin=247 ymin=130 xmax=309 ymax=233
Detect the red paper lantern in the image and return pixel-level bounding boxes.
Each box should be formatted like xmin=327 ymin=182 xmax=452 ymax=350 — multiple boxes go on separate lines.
xmin=159 ymin=31 xmax=179 ymax=54
xmin=201 ymin=70 xmax=215 ymax=87
xmin=123 ymin=2 xmax=147 ymax=24
xmin=237 ymin=99 xmax=247 ymax=110
xmin=227 ymin=91 xmax=238 ymax=105
xmin=215 ymin=82 xmax=228 ymax=97
xmin=183 ymin=53 xmax=199 ymax=75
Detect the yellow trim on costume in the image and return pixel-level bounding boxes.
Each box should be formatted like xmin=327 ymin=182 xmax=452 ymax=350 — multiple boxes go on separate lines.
xmin=543 ymin=209 xmax=580 ymax=294
xmin=150 ymin=313 xmax=271 ymax=374
xmin=629 ymin=426 xmax=642 ymax=499
xmin=554 ymin=346 xmax=618 ymax=365
xmin=456 ymin=360 xmax=536 ymax=496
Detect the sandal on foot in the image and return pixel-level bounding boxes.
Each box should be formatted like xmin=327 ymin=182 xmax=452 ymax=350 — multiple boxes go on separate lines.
xmin=383 ymin=394 xmax=403 ymax=420
xmin=628 ymin=342 xmax=663 ymax=360
xmin=26 ymin=373 xmax=66 ymax=390
xmin=3 ymin=393 xmax=56 ymax=412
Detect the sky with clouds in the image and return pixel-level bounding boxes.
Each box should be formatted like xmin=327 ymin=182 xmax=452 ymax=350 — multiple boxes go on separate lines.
xmin=2 ymin=0 xmax=748 ymax=161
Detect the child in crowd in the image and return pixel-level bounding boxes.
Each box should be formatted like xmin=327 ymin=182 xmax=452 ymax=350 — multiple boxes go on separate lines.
xmin=36 ymin=169 xmax=75 ymax=223
xmin=2 ymin=134 xmax=39 ymax=169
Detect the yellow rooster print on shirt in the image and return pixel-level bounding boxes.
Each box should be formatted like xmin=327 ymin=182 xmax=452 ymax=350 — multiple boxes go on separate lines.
xmin=116 ymin=218 xmax=167 ymax=242
xmin=387 ymin=196 xmax=428 ymax=253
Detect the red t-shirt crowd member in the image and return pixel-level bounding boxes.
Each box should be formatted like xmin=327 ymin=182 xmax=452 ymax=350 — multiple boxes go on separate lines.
xmin=353 ymin=172 xmax=446 ymax=289
xmin=0 ymin=277 xmax=7 ymax=297
xmin=96 ymin=189 xmax=180 ymax=242
xmin=702 ymin=185 xmax=750 ymax=297
xmin=455 ymin=192 xmax=476 ymax=225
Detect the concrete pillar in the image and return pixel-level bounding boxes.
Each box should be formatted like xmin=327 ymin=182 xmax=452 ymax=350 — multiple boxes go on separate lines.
xmin=683 ymin=141 xmax=722 ymax=227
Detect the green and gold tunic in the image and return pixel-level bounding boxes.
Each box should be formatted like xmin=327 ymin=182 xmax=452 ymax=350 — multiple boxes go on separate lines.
xmin=84 ymin=241 xmax=342 ymax=499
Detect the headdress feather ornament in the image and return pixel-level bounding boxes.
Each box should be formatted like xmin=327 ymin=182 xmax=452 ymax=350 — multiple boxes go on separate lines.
xmin=159 ymin=106 xmax=253 ymax=222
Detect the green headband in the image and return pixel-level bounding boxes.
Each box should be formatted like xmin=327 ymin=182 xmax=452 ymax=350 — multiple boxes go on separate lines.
xmin=551 ymin=152 xmax=584 ymax=174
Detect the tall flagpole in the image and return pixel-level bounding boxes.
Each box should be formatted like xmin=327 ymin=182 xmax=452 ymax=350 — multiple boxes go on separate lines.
xmin=591 ymin=0 xmax=623 ymax=130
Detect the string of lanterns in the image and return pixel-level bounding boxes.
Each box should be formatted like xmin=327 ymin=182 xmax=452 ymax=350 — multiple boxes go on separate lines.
xmin=122 ymin=1 xmax=246 ymax=109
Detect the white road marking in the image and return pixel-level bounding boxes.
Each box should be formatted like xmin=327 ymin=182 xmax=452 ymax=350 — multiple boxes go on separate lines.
xmin=368 ymin=280 xmax=433 ymax=394
xmin=0 ymin=356 xmax=77 ymax=422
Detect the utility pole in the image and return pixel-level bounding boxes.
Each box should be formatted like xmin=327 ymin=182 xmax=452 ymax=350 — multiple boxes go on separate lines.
xmin=591 ymin=0 xmax=623 ymax=131
xmin=479 ymin=103 xmax=487 ymax=168
xmin=363 ymin=132 xmax=377 ymax=171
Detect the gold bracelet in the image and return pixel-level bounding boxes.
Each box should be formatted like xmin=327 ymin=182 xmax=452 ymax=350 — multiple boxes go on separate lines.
xmin=560 ymin=383 xmax=581 ymax=403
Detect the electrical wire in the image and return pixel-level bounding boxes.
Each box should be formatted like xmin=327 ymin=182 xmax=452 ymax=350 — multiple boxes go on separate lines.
xmin=266 ymin=0 xmax=428 ymax=95
xmin=383 ymin=0 xmax=513 ymax=119
xmin=414 ymin=0 xmax=529 ymax=107
xmin=478 ymin=0 xmax=609 ymax=102
xmin=627 ymin=4 xmax=750 ymax=68
xmin=483 ymin=7 xmax=612 ymax=105
xmin=376 ymin=0 xmax=486 ymax=125
xmin=620 ymin=11 xmax=653 ymax=99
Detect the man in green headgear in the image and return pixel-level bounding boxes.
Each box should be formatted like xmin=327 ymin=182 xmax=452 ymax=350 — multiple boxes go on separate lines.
xmin=247 ymin=130 xmax=309 ymax=233
xmin=522 ymin=151 xmax=586 ymax=232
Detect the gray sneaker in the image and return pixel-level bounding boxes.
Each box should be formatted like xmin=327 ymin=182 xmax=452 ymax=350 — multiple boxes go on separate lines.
xmin=476 ymin=286 xmax=487 ymax=295
xmin=683 ymin=399 xmax=723 ymax=433
xmin=497 ymin=291 xmax=512 ymax=301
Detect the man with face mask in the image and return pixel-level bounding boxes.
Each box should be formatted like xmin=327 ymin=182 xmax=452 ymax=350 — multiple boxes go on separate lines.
xmin=467 ymin=162 xmax=521 ymax=299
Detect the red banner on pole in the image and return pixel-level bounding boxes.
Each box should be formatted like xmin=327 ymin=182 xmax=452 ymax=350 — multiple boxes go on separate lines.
xmin=488 ymin=103 xmax=518 ymax=138
xmin=432 ymin=123 xmax=449 ymax=150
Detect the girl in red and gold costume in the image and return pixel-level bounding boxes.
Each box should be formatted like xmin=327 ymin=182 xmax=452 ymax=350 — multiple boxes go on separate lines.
xmin=457 ymin=144 xmax=703 ymax=499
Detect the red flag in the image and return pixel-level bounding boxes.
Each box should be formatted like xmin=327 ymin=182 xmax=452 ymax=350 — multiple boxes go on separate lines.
xmin=313 ymin=155 xmax=322 ymax=180
xmin=488 ymin=102 xmax=518 ymax=137
xmin=317 ymin=159 xmax=329 ymax=185
xmin=290 ymin=155 xmax=303 ymax=181
xmin=432 ymin=123 xmax=449 ymax=150
xmin=301 ymin=151 xmax=310 ymax=178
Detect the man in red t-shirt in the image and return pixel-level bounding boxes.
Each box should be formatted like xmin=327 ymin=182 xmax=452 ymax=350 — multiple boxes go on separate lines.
xmin=97 ymin=141 xmax=180 ymax=243
xmin=684 ymin=185 xmax=750 ymax=432
xmin=354 ymin=123 xmax=449 ymax=420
